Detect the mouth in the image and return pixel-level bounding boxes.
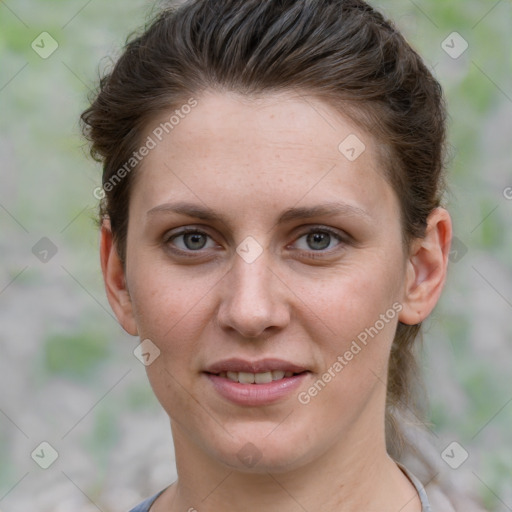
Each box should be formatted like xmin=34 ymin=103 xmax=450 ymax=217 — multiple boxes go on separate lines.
xmin=206 ymin=369 xmax=308 ymax=384
xmin=204 ymin=357 xmax=310 ymax=380
xmin=203 ymin=358 xmax=310 ymax=405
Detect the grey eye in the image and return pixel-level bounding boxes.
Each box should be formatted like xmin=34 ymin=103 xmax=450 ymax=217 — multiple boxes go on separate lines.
xmin=294 ymin=229 xmax=342 ymax=252
xmin=168 ymin=230 xmax=215 ymax=251
xmin=182 ymin=232 xmax=208 ymax=250
xmin=305 ymin=232 xmax=332 ymax=250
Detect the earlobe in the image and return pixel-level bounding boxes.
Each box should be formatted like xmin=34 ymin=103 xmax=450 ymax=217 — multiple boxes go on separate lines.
xmin=100 ymin=218 xmax=138 ymax=336
xmin=399 ymin=208 xmax=452 ymax=326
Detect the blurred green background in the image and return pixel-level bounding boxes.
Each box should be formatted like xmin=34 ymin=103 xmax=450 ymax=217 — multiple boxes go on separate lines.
xmin=0 ymin=0 xmax=511 ymax=510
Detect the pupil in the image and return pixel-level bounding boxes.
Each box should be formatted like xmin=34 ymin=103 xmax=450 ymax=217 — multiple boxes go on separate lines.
xmin=308 ymin=232 xmax=330 ymax=250
xmin=185 ymin=233 xmax=206 ymax=250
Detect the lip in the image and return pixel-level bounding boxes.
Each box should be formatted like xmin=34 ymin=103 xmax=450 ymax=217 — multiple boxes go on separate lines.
xmin=204 ymin=372 xmax=310 ymax=406
xmin=204 ymin=357 xmax=309 ymax=374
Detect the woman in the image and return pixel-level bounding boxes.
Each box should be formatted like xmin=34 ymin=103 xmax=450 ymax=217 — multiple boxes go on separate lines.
xmin=81 ymin=0 xmax=485 ymax=510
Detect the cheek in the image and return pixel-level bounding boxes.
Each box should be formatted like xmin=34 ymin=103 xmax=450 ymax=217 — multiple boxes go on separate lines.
xmin=128 ymin=270 xmax=212 ymax=416
xmin=302 ymin=255 xmax=403 ymax=342
xmin=128 ymin=262 xmax=213 ymax=346
xmin=297 ymin=256 xmax=404 ymax=400
xmin=297 ymin=282 xmax=400 ymax=439
xmin=127 ymin=263 xmax=222 ymax=387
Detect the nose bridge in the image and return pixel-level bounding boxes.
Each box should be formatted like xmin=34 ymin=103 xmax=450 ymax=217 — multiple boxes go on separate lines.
xmin=217 ymin=243 xmax=288 ymax=338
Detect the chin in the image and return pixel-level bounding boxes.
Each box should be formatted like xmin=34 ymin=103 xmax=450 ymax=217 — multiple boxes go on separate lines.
xmin=223 ymin=450 xmax=310 ymax=475
xmin=215 ymin=429 xmax=319 ymax=475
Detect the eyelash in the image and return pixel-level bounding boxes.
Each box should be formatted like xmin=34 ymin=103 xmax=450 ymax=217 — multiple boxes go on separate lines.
xmin=163 ymin=226 xmax=348 ymax=259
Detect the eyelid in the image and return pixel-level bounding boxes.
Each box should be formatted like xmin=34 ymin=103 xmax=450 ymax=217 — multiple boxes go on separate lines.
xmin=164 ymin=226 xmax=212 ymax=241
xmin=293 ymin=225 xmax=347 ymax=241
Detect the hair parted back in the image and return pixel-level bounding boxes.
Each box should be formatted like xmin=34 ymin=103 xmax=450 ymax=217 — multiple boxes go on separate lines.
xmin=81 ymin=0 xmax=447 ymax=464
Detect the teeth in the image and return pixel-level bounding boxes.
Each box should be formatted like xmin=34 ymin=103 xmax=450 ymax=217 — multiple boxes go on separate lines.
xmin=238 ymin=371 xmax=255 ymax=384
xmin=223 ymin=370 xmax=296 ymax=384
xmin=255 ymin=371 xmax=273 ymax=384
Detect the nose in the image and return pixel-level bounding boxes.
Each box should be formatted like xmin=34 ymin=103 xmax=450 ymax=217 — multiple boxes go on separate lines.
xmin=216 ymin=246 xmax=290 ymax=340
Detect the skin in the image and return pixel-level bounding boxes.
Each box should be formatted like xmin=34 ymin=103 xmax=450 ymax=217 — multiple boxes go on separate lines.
xmin=100 ymin=90 xmax=452 ymax=512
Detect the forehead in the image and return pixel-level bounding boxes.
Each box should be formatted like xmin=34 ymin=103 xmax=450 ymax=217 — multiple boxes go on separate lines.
xmin=146 ymin=90 xmax=370 ymax=162
xmin=131 ymin=90 xmax=398 ymax=223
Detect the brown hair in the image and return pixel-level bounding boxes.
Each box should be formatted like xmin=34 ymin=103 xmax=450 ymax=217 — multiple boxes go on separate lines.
xmin=81 ymin=0 xmax=446 ymax=459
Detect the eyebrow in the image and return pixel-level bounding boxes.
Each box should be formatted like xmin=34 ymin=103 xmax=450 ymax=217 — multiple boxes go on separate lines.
xmin=146 ymin=201 xmax=371 ymax=226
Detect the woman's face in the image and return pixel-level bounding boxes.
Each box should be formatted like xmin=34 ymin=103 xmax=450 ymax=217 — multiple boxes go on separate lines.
xmin=119 ymin=91 xmax=413 ymax=471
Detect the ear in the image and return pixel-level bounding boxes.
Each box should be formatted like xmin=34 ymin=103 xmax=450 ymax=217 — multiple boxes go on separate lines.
xmin=100 ymin=218 xmax=138 ymax=336
xmin=399 ymin=208 xmax=452 ymax=325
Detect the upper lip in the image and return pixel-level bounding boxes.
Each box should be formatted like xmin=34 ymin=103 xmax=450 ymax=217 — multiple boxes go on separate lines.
xmin=204 ymin=358 xmax=309 ymax=374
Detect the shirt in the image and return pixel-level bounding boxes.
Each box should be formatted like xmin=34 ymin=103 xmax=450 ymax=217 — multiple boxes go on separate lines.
xmin=128 ymin=464 xmax=432 ymax=511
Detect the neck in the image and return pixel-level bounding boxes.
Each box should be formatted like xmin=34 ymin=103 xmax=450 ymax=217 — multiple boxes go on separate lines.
xmin=155 ymin=399 xmax=421 ymax=512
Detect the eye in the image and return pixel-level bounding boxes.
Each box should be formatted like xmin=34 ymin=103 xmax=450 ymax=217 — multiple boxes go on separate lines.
xmin=164 ymin=226 xmax=348 ymax=259
xmin=165 ymin=228 xmax=217 ymax=252
xmin=292 ymin=227 xmax=345 ymax=254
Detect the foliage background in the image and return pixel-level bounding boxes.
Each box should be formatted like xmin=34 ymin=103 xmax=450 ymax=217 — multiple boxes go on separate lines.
xmin=0 ymin=0 xmax=511 ymax=510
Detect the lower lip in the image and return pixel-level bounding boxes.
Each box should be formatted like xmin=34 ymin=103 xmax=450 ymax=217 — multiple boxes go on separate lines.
xmin=204 ymin=372 xmax=309 ymax=406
